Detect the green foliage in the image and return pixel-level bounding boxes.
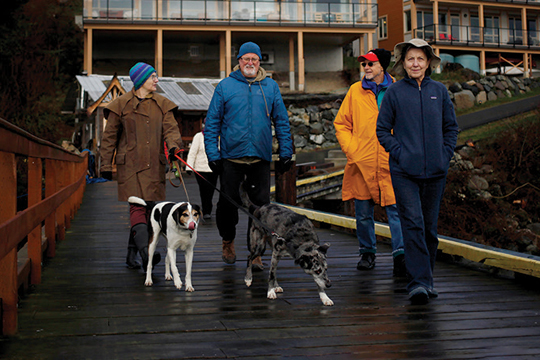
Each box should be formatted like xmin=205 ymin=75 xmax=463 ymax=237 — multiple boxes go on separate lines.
xmin=0 ymin=0 xmax=83 ymax=143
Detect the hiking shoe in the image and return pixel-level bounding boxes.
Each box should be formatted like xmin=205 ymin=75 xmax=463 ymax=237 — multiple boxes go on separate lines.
xmin=222 ymin=240 xmax=236 ymax=264
xmin=409 ymin=287 xmax=429 ymax=305
xmin=252 ymin=256 xmax=264 ymax=272
xmin=357 ymin=252 xmax=376 ymax=270
xmin=427 ymin=288 xmax=439 ymax=298
xmin=393 ymin=254 xmax=407 ymax=277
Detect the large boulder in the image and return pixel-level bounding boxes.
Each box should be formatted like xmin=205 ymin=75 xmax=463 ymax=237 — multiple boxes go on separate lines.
xmin=453 ymin=90 xmax=475 ymax=109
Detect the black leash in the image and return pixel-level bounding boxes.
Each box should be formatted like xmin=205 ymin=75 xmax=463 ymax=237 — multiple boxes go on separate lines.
xmin=171 ymin=152 xmax=282 ymax=239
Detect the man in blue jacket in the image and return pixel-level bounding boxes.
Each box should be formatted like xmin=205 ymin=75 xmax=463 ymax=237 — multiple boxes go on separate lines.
xmin=204 ymin=42 xmax=294 ymax=267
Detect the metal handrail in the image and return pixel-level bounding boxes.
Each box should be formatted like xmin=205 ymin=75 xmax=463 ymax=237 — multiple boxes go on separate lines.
xmin=82 ymin=0 xmax=378 ymax=27
xmin=414 ymin=24 xmax=540 ymax=49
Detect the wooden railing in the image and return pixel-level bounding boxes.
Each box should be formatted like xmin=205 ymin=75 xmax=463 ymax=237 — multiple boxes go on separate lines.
xmin=0 ymin=118 xmax=88 ymax=336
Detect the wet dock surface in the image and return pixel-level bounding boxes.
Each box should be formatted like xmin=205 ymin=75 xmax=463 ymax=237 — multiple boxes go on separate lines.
xmin=2 ymin=178 xmax=540 ymax=359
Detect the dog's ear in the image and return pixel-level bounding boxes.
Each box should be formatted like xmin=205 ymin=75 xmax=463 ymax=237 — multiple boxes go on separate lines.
xmin=318 ymin=243 xmax=331 ymax=254
xmin=295 ymin=255 xmax=312 ymax=269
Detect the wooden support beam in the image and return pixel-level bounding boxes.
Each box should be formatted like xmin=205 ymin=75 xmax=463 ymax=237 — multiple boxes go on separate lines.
xmin=0 ymin=151 xmax=17 ymax=335
xmin=45 ymin=159 xmax=57 ymax=258
xmin=298 ymin=31 xmax=305 ymax=92
xmin=28 ymin=157 xmax=43 ymax=285
xmin=155 ymin=29 xmax=163 ymax=77
xmin=225 ymin=30 xmax=232 ymax=77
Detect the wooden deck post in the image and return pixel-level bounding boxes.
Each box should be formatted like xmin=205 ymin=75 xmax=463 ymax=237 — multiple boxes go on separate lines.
xmin=28 ymin=157 xmax=43 ymax=285
xmin=275 ymin=137 xmax=297 ymax=206
xmin=45 ymin=159 xmax=57 ymax=258
xmin=0 ymin=151 xmax=17 ymax=335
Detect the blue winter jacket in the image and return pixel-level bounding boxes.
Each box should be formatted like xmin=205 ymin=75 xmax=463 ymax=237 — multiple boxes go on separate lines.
xmin=376 ymin=76 xmax=459 ymax=179
xmin=204 ymin=68 xmax=293 ymax=162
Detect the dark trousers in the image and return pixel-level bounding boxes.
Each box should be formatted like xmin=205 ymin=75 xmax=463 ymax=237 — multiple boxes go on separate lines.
xmin=391 ymin=173 xmax=447 ymax=293
xmin=216 ymin=159 xmax=271 ymax=241
xmin=195 ymin=171 xmax=219 ymax=216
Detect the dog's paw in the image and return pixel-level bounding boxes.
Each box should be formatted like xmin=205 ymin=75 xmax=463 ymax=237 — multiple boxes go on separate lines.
xmin=267 ymin=289 xmax=278 ymax=300
xmin=245 ymin=279 xmax=252 ymax=287
xmin=185 ymin=285 xmax=195 ymax=292
xmin=275 ymin=286 xmax=283 ymax=293
xmin=145 ymin=280 xmax=153 ymax=287
xmin=165 ymin=274 xmax=173 ymax=281
xmin=174 ymin=281 xmax=183 ymax=290
xmin=320 ymin=294 xmax=334 ymax=306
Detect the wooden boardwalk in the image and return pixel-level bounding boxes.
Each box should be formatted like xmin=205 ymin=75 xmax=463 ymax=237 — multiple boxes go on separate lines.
xmin=2 ymin=177 xmax=540 ymax=359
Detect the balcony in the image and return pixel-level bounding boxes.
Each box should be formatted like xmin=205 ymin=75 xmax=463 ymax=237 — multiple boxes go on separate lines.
xmin=414 ymin=24 xmax=540 ymax=50
xmin=83 ymin=0 xmax=378 ymax=28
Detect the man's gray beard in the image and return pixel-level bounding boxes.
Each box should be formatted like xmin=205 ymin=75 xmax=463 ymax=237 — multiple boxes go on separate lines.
xmin=243 ymin=67 xmax=257 ymax=77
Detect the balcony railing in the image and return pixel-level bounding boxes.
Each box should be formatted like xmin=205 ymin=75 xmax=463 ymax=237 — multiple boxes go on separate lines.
xmin=83 ymin=0 xmax=378 ymax=27
xmin=414 ymin=24 xmax=540 ymax=49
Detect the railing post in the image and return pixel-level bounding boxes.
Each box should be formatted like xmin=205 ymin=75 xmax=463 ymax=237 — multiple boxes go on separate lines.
xmin=275 ymin=161 xmax=297 ymax=206
xmin=57 ymin=161 xmax=66 ymax=241
xmin=45 ymin=159 xmax=57 ymax=257
xmin=28 ymin=157 xmax=43 ymax=285
xmin=0 ymin=151 xmax=17 ymax=335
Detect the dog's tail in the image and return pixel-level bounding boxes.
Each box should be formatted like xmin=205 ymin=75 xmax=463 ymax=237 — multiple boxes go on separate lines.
xmin=128 ymin=196 xmax=147 ymax=207
xmin=239 ymin=182 xmax=259 ymax=215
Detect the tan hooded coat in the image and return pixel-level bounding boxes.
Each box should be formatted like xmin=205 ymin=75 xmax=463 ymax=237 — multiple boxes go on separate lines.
xmin=100 ymin=90 xmax=182 ymax=201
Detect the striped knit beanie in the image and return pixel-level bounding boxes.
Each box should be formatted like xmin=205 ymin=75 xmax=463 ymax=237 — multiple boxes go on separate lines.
xmin=129 ymin=62 xmax=156 ymax=90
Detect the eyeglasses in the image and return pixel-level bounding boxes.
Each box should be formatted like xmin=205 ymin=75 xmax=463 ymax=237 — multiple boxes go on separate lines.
xmin=240 ymin=57 xmax=260 ymax=63
xmin=361 ymin=62 xmax=377 ymax=67
xmin=150 ymin=74 xmax=159 ymax=80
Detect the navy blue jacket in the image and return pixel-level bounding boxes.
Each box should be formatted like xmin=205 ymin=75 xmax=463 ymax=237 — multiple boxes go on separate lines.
xmin=376 ymin=76 xmax=458 ymax=179
xmin=204 ymin=69 xmax=293 ymax=162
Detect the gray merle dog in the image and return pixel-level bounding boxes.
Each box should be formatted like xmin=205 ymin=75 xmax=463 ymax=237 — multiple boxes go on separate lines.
xmin=240 ymin=183 xmax=333 ymax=306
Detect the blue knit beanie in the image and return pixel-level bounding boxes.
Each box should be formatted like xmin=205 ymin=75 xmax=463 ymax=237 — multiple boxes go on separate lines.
xmin=129 ymin=62 xmax=156 ymax=90
xmin=237 ymin=42 xmax=262 ymax=60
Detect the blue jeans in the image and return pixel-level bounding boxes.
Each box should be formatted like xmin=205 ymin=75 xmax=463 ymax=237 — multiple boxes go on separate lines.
xmin=216 ymin=159 xmax=270 ymax=241
xmin=390 ymin=173 xmax=447 ymax=293
xmin=354 ymin=199 xmax=404 ymax=257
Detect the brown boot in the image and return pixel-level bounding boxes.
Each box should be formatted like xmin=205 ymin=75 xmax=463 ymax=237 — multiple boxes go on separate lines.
xmin=251 ymin=256 xmax=264 ymax=272
xmin=222 ymin=239 xmax=236 ymax=264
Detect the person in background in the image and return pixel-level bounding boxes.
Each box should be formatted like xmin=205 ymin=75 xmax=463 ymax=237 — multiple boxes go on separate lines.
xmin=377 ymin=39 xmax=459 ymax=305
xmin=186 ymin=119 xmax=218 ymax=220
xmin=204 ymin=41 xmax=293 ymax=269
xmin=100 ymin=62 xmax=183 ymax=270
xmin=334 ymin=48 xmax=405 ymax=277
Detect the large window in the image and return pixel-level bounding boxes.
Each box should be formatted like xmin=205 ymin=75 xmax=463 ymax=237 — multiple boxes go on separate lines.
xmin=416 ymin=11 xmax=434 ymax=40
xmin=378 ymin=16 xmax=388 ymax=39
xmin=528 ymin=19 xmax=538 ymax=45
xmin=470 ymin=15 xmax=480 ymax=42
xmin=484 ymin=16 xmax=500 ymax=44
xmin=404 ymin=10 xmax=412 ymax=33
xmin=509 ymin=17 xmax=523 ymax=44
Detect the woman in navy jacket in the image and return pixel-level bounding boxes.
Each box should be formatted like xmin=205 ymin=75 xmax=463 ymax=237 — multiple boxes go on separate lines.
xmin=377 ymin=39 xmax=459 ymax=305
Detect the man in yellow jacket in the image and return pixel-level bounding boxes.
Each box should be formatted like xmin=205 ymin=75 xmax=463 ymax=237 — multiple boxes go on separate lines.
xmin=334 ymin=49 xmax=405 ymax=277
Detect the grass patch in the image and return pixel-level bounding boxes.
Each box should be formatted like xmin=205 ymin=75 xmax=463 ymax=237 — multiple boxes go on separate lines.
xmin=457 ymin=110 xmax=540 ymax=146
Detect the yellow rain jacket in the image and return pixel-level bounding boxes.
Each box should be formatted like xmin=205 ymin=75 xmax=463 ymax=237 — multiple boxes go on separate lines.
xmin=334 ymin=76 xmax=396 ymax=206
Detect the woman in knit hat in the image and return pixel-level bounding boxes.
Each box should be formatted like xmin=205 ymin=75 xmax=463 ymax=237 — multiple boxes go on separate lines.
xmin=100 ymin=62 xmax=183 ymax=271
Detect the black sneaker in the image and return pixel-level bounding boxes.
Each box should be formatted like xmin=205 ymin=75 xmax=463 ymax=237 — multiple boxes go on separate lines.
xmin=409 ymin=287 xmax=429 ymax=305
xmin=393 ymin=254 xmax=407 ymax=277
xmin=357 ymin=252 xmax=376 ymax=270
